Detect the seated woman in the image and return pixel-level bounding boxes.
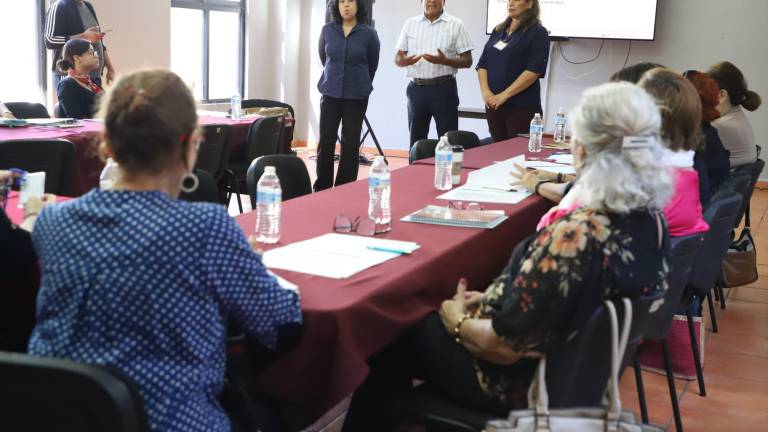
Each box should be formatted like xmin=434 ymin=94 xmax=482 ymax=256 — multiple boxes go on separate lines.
xmin=708 ymin=61 xmax=762 ymax=168
xmin=56 ymin=38 xmax=103 ymax=119
xmin=685 ymin=70 xmax=731 ymax=202
xmin=639 ymin=68 xmax=709 ymax=237
xmin=342 ymin=82 xmax=673 ymax=431
xmin=28 ymin=70 xmax=302 ymax=432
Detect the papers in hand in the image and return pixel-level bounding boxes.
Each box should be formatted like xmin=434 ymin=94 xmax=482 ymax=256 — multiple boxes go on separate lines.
xmin=262 ymin=233 xmax=421 ymax=279
xmin=401 ymin=205 xmax=508 ymax=229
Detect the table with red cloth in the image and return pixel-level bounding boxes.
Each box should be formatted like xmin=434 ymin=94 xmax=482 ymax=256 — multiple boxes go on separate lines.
xmin=0 ymin=115 xmax=258 ymax=196
xmin=237 ymin=138 xmax=553 ymax=429
xmin=413 ymin=137 xmax=562 ymax=169
xmin=4 ymin=192 xmax=71 ymax=225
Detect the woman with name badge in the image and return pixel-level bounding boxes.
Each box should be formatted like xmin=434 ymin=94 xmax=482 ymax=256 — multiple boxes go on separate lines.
xmin=477 ymin=0 xmax=550 ymax=142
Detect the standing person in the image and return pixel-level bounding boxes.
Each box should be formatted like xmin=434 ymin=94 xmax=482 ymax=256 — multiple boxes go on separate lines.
xmin=477 ymin=0 xmax=550 ymax=142
xmin=45 ymin=0 xmax=116 ymax=89
xmin=315 ymin=0 xmax=380 ymax=192
xmin=56 ymin=39 xmax=103 ymax=119
xmin=708 ymin=61 xmax=762 ymax=168
xmin=395 ymin=0 xmax=474 ymax=148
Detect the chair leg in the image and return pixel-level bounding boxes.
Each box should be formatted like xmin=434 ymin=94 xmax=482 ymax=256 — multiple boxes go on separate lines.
xmin=661 ymin=339 xmax=683 ymax=432
xmin=686 ymin=308 xmax=707 ymax=397
xmin=634 ymin=357 xmax=649 ymax=424
xmin=706 ymin=290 xmax=719 ymax=333
xmin=717 ymin=277 xmax=727 ymax=310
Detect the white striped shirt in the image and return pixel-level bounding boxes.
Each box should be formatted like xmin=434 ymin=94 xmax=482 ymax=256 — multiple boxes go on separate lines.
xmin=396 ymin=11 xmax=474 ymax=79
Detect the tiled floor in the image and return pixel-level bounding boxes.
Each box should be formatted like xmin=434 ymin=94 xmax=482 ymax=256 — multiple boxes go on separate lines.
xmin=242 ymin=155 xmax=768 ymax=431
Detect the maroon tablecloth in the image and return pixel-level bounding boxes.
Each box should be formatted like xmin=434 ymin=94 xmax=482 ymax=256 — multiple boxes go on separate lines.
xmin=5 ymin=192 xmax=71 ymax=225
xmin=235 ymin=164 xmax=552 ymax=429
xmin=414 ymin=137 xmax=561 ymax=169
xmin=0 ymin=115 xmax=255 ymax=196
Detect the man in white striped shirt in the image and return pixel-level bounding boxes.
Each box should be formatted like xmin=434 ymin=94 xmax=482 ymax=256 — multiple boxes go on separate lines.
xmin=396 ymin=0 xmax=474 ymax=148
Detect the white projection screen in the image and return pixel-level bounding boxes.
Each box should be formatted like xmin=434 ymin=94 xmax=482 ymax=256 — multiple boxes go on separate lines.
xmin=486 ymin=0 xmax=659 ymax=40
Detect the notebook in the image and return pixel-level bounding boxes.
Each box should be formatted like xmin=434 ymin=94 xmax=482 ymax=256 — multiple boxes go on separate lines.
xmin=401 ymin=205 xmax=508 ymax=229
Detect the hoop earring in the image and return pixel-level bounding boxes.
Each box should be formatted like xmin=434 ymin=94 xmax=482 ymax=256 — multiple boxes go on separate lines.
xmin=180 ymin=171 xmax=199 ymax=193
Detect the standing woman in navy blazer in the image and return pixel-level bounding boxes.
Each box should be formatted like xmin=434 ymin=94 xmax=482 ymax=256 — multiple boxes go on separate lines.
xmin=477 ymin=0 xmax=550 ymax=142
xmin=315 ymin=0 xmax=380 ymax=192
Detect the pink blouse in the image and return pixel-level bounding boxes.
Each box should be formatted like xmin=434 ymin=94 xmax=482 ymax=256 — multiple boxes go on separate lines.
xmin=664 ymin=168 xmax=709 ymax=237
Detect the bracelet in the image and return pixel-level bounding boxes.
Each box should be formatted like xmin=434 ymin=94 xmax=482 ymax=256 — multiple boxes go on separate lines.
xmin=453 ymin=313 xmax=472 ymax=343
xmin=534 ymin=180 xmax=552 ymax=195
xmin=556 ymin=173 xmax=564 ymax=183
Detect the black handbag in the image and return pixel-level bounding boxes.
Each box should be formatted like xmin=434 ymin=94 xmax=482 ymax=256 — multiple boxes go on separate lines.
xmin=722 ymin=227 xmax=758 ymax=287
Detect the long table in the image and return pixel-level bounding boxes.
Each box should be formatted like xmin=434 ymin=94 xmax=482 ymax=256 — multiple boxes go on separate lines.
xmin=0 ymin=115 xmax=257 ymax=196
xmin=237 ymin=138 xmax=552 ymax=429
xmin=414 ymin=137 xmax=561 ymax=169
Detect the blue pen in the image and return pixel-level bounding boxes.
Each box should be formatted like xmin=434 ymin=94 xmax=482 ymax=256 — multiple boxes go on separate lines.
xmin=367 ymin=245 xmax=412 ymax=255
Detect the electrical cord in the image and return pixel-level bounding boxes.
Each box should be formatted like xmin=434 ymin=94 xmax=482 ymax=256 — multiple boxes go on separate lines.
xmin=623 ymin=40 xmax=633 ymax=68
xmin=556 ymin=39 xmax=605 ymax=64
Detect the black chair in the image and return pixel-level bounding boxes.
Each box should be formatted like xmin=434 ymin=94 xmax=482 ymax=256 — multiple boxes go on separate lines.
xmin=179 ymin=169 xmax=222 ymax=204
xmin=0 ymin=139 xmax=76 ymax=195
xmin=479 ymin=137 xmax=495 ymax=146
xmin=241 ymin=98 xmax=295 ymax=119
xmin=446 ymin=130 xmax=481 ymax=150
xmin=0 ymin=351 xmax=149 ymax=432
xmin=4 ymin=102 xmax=50 ymax=119
xmin=53 ymin=102 xmax=66 ymax=118
xmin=196 ymin=124 xmax=231 ymax=204
xmin=225 ymin=116 xmax=285 ymax=212
xmin=409 ymin=139 xmax=439 ymax=164
xmin=394 ymin=295 xmax=664 ymax=432
xmin=633 ymin=233 xmax=705 ymax=431
xmin=246 ymin=155 xmax=312 ymax=207
xmin=732 ymin=158 xmax=765 ymax=228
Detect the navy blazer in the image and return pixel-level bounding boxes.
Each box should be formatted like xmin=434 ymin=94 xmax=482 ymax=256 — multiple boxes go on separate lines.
xmin=317 ymin=23 xmax=380 ymax=100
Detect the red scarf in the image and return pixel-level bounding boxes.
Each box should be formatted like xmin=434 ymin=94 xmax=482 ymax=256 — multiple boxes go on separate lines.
xmin=67 ymin=69 xmax=103 ymax=94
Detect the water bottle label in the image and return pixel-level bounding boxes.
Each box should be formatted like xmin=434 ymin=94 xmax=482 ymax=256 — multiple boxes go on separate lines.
xmin=530 ymin=125 xmax=543 ymax=134
xmin=369 ymin=176 xmax=391 ymax=188
xmin=435 ymin=153 xmax=453 ymax=163
xmin=257 ymin=190 xmax=282 ymax=204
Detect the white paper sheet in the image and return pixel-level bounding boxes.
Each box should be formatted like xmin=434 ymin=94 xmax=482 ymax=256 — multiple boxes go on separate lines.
xmin=437 ymin=187 xmax=531 ymax=205
xmin=262 ymin=233 xmax=420 ymax=279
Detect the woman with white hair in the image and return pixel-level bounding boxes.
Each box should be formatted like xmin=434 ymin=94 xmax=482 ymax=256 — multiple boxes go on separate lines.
xmin=342 ymin=81 xmax=673 ymax=431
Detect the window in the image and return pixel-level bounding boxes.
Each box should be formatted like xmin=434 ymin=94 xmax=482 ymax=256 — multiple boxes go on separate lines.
xmin=0 ymin=0 xmax=46 ymax=103
xmin=171 ymin=0 xmax=245 ymax=101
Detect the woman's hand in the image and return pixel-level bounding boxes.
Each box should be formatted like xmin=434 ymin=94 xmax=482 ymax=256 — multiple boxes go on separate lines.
xmin=510 ymin=163 xmax=538 ymax=191
xmin=487 ymin=91 xmax=511 ymax=110
xmin=0 ymin=170 xmax=20 ymax=184
xmin=481 ymin=89 xmax=495 ymax=109
xmin=23 ymin=194 xmax=56 ymax=218
xmin=439 ymin=278 xmax=468 ymax=333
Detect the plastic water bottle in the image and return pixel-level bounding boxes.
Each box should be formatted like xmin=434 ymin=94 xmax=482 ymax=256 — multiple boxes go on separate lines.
xmin=99 ymin=158 xmax=119 ymax=189
xmin=528 ymin=113 xmax=543 ymax=153
xmin=368 ymin=156 xmax=391 ymax=232
xmin=434 ymin=136 xmax=453 ymax=191
xmin=230 ymin=93 xmax=242 ymax=120
xmin=554 ymin=107 xmax=567 ymax=144
xmin=255 ymin=166 xmax=282 ymax=244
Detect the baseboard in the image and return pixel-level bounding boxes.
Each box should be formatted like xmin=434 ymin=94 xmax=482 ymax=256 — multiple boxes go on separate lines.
xmin=291 ymin=141 xmax=410 ymax=158
xmin=757 ymin=181 xmax=768 ymax=190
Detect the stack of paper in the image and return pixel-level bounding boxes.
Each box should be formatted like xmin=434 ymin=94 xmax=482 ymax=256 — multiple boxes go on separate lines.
xmin=263 ymin=233 xmax=420 ymax=279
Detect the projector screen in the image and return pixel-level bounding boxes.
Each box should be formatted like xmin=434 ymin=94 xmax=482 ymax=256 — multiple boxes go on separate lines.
xmin=486 ymin=0 xmax=659 ymax=40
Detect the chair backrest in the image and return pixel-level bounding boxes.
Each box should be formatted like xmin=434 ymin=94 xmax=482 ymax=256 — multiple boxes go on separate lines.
xmin=196 ymin=124 xmax=231 ymax=177
xmin=446 ymin=130 xmax=481 ymax=150
xmin=546 ymin=294 xmax=664 ymax=408
xmin=241 ymin=98 xmax=295 ymax=119
xmin=688 ymin=191 xmax=742 ymax=296
xmin=409 ymin=139 xmax=439 ymax=164
xmin=478 ymin=136 xmax=495 ymax=146
xmin=245 ymin=115 xmax=284 ymax=160
xmin=0 ymin=351 xmax=149 ymax=432
xmin=53 ymin=102 xmax=66 ymax=119
xmin=732 ymin=158 xmax=765 ymax=227
xmin=179 ymin=169 xmax=221 ymax=204
xmin=643 ymin=234 xmax=705 ymax=340
xmin=246 ymin=155 xmax=312 ymax=203
xmin=0 ymin=139 xmax=76 ymax=195
xmin=4 ymin=102 xmax=50 ymax=119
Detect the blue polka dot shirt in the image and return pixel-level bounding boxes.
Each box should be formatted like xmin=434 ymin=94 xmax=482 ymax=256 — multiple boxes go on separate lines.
xmin=28 ymin=190 xmax=302 ymax=432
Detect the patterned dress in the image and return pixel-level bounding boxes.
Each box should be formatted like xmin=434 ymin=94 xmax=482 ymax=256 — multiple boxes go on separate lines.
xmin=472 ymin=208 xmax=669 ymax=406
xmin=28 ymin=190 xmax=302 ymax=432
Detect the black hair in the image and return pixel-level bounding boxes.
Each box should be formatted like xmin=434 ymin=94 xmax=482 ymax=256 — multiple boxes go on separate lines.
xmin=57 ymin=38 xmax=93 ymax=73
xmin=327 ymin=0 xmax=369 ymax=25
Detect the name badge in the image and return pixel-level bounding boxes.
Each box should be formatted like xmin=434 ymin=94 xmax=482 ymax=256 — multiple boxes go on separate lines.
xmin=493 ymin=40 xmax=508 ymax=51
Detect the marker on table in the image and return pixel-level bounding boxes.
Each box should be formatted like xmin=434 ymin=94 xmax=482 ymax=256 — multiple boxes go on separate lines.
xmin=367 ymin=245 xmax=412 ymax=255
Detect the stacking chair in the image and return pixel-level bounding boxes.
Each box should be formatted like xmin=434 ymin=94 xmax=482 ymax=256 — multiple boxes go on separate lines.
xmin=179 ymin=169 xmax=221 ymax=204
xmin=634 ymin=233 xmax=705 ymax=432
xmin=196 ymin=124 xmax=231 ymax=205
xmin=446 ymin=130 xmax=481 ymax=150
xmin=225 ymin=116 xmax=285 ymax=212
xmin=732 ymin=158 xmax=765 ymax=229
xmin=0 ymin=351 xmax=149 ymax=432
xmin=479 ymin=137 xmax=495 ymax=146
xmin=4 ymin=102 xmax=50 ymax=119
xmin=242 ymin=99 xmax=295 ymax=154
xmin=408 ymin=139 xmax=439 ymax=164
xmin=0 ymin=139 xmax=76 ymax=195
xmin=246 ymin=155 xmax=312 ymax=208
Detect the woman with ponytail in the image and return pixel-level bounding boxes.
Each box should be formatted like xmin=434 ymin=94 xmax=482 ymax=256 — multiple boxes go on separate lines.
xmin=56 ymin=38 xmax=102 ymax=118
xmin=708 ymin=61 xmax=762 ymax=167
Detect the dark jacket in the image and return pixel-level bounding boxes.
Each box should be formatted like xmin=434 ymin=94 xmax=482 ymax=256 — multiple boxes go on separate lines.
xmin=57 ymin=77 xmax=98 ymax=119
xmin=317 ymin=23 xmax=380 ymax=100
xmin=44 ymin=0 xmax=104 ymax=73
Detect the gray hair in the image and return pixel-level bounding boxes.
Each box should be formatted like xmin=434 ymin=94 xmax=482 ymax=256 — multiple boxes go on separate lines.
xmin=570 ymin=82 xmax=674 ymax=213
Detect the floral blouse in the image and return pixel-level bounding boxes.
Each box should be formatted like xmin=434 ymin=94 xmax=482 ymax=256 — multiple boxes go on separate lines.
xmin=472 ymin=208 xmax=669 ymax=406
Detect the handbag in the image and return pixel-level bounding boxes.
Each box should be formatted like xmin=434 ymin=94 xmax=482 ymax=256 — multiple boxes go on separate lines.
xmin=722 ymin=227 xmax=758 ymax=287
xmin=484 ymin=299 xmax=663 ymax=432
